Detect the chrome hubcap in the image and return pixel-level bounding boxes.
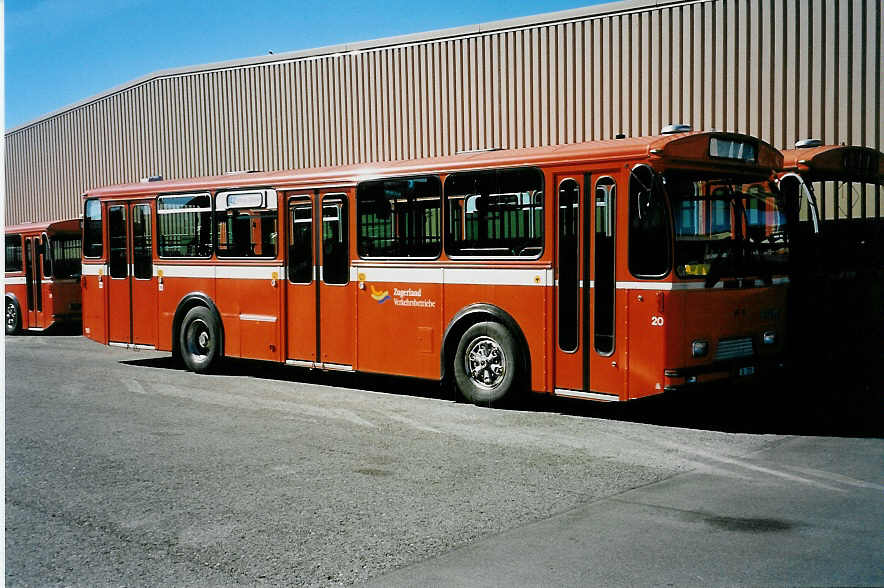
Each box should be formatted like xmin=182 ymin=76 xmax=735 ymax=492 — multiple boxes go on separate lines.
xmin=6 ymin=302 xmax=16 ymax=329
xmin=186 ymin=319 xmax=211 ymax=359
xmin=465 ymin=336 xmax=506 ymax=390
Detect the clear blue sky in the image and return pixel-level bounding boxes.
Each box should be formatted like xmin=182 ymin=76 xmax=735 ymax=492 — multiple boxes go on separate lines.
xmin=5 ymin=0 xmax=605 ymax=129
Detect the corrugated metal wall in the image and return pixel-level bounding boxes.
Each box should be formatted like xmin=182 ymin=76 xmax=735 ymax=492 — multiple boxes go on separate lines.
xmin=5 ymin=0 xmax=882 ymax=224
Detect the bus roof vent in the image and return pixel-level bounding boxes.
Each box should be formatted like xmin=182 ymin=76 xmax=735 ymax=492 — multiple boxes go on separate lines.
xmin=794 ymin=138 xmax=823 ymax=149
xmin=455 ymin=147 xmax=503 ymax=155
xmin=661 ymin=124 xmax=692 ymax=135
xmin=140 ymin=175 xmax=163 ymax=182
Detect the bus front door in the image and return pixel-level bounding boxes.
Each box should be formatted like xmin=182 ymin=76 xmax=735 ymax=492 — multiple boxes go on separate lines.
xmin=553 ymin=174 xmax=622 ymax=401
xmin=553 ymin=176 xmax=586 ymax=393
xmin=23 ymin=236 xmax=46 ymax=329
xmin=107 ymin=202 xmax=157 ymax=346
xmin=285 ymin=191 xmax=355 ymax=369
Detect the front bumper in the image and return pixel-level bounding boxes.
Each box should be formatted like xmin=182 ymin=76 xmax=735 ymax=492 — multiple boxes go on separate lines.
xmin=662 ymin=355 xmax=787 ymax=392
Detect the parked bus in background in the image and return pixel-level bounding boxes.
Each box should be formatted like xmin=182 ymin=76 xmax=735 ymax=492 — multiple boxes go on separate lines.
xmin=778 ymin=141 xmax=883 ymax=370
xmin=779 ymin=140 xmax=883 ymax=273
xmin=5 ymin=219 xmax=83 ymax=334
xmin=81 ymin=129 xmax=788 ymax=405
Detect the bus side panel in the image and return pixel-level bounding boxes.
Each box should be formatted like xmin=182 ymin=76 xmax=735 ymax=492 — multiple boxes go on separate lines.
xmin=355 ymin=277 xmax=443 ymax=379
xmin=443 ymin=282 xmax=548 ymax=393
xmin=218 ymin=274 xmax=283 ymax=362
xmin=215 ymin=278 xmax=243 ymax=359
xmin=156 ymin=276 xmax=216 ymax=353
xmin=81 ymin=266 xmax=107 ymax=343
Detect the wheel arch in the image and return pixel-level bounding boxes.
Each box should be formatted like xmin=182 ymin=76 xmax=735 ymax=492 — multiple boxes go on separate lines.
xmin=171 ymin=292 xmax=224 ymax=358
xmin=5 ymin=291 xmax=21 ymax=310
xmin=441 ymin=303 xmax=531 ymax=385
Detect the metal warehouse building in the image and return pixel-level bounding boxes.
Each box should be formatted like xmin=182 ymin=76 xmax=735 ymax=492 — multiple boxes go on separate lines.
xmin=4 ymin=0 xmax=882 ymax=225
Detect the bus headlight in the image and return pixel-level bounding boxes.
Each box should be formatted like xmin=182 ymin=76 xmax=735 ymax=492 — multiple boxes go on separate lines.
xmin=691 ymin=340 xmax=709 ymax=357
xmin=762 ymin=331 xmax=777 ymax=345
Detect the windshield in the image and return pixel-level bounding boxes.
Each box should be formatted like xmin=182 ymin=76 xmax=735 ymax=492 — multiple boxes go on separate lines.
xmin=666 ymin=174 xmax=789 ymax=282
xmin=51 ymin=235 xmax=82 ymax=279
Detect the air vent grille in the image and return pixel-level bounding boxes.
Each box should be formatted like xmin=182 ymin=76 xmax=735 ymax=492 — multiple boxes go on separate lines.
xmin=715 ymin=337 xmax=754 ymax=361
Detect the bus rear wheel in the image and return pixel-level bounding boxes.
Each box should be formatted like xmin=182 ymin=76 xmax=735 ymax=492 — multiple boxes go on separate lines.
xmin=6 ymin=298 xmax=21 ymax=335
xmin=454 ymin=321 xmax=521 ymax=406
xmin=179 ymin=306 xmax=219 ymax=373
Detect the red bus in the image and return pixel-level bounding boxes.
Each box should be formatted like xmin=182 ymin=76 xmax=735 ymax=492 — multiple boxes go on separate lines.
xmin=5 ymin=219 xmax=82 ymax=334
xmin=81 ymin=130 xmax=788 ymax=405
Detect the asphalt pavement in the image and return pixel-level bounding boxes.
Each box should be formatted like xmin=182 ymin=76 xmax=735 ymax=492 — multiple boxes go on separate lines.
xmin=5 ymin=333 xmax=882 ymax=586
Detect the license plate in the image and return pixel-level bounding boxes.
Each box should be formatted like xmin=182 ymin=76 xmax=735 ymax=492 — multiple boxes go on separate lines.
xmin=738 ymin=366 xmax=756 ymax=377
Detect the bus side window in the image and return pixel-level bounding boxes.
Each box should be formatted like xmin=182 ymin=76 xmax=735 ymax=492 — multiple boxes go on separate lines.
xmin=6 ymin=234 xmax=23 ymax=272
xmin=158 ymin=193 xmax=212 ymax=258
xmin=83 ymin=198 xmax=103 ymax=258
xmin=215 ymin=190 xmax=278 ymax=258
xmin=356 ymin=175 xmax=442 ymax=258
xmin=444 ymin=167 xmax=544 ymax=258
xmin=51 ymin=235 xmax=82 ymax=279
xmin=628 ymin=165 xmax=671 ymax=278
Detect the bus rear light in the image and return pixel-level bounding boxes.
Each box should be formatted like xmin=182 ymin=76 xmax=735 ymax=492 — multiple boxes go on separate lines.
xmin=762 ymin=331 xmax=777 ymax=345
xmin=691 ymin=340 xmax=709 ymax=358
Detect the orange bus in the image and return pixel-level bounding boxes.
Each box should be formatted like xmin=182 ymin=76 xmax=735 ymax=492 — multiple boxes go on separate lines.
xmin=5 ymin=219 xmax=82 ymax=334
xmin=81 ymin=130 xmax=789 ymax=404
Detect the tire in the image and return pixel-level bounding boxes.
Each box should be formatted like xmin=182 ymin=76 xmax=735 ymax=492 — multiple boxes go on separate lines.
xmin=454 ymin=321 xmax=522 ymax=406
xmin=178 ymin=306 xmax=220 ymax=373
xmin=6 ymin=298 xmax=21 ymax=335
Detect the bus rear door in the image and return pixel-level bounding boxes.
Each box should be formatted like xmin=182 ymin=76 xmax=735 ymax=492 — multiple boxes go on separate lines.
xmin=285 ymin=190 xmax=355 ymax=369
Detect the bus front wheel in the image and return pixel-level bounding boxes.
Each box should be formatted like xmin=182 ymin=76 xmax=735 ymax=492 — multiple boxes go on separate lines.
xmin=179 ymin=306 xmax=219 ymax=373
xmin=6 ymin=298 xmax=21 ymax=335
xmin=454 ymin=321 xmax=520 ymax=406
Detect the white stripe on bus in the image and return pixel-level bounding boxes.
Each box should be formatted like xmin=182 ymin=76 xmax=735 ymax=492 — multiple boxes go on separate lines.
xmin=350 ymin=266 xmax=552 ymax=287
xmin=4 ymin=276 xmax=27 ymax=285
xmin=154 ymin=265 xmax=284 ymax=280
xmin=87 ymin=262 xmax=790 ymax=290
xmin=616 ymin=277 xmax=789 ymax=291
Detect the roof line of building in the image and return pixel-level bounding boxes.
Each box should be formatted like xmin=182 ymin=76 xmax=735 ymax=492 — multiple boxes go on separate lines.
xmin=6 ymin=0 xmax=703 ymax=135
